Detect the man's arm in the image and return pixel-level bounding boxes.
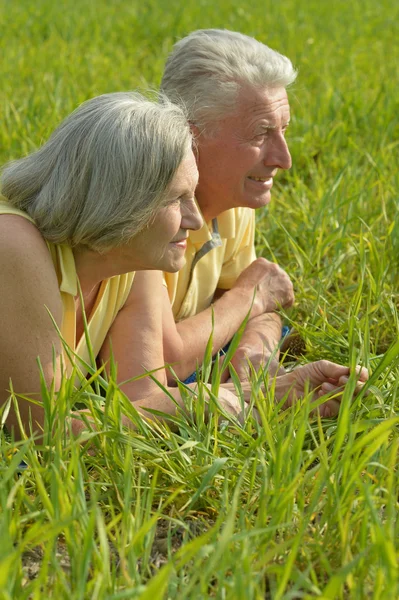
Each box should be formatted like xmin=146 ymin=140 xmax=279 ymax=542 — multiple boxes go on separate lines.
xmin=224 ymin=311 xmax=286 ymax=380
xmin=213 ymin=287 xmax=285 ymax=379
xmin=163 ymin=286 xmax=258 ymax=382
xmin=163 ymin=258 xmax=294 ymax=382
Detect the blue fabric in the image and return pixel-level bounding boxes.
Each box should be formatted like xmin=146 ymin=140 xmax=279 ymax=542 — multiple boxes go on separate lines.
xmin=183 ymin=343 xmax=230 ymax=384
xmin=183 ymin=370 xmax=198 ymax=384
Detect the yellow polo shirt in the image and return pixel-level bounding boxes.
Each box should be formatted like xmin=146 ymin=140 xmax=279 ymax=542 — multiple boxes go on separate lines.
xmin=164 ymin=206 xmax=256 ymax=321
xmin=0 ymin=199 xmax=135 ymax=376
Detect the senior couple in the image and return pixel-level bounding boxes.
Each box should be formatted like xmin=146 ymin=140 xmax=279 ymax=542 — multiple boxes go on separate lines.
xmin=0 ymin=29 xmax=367 ymax=437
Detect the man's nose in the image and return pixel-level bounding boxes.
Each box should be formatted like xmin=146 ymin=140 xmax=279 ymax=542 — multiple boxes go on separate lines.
xmin=183 ymin=198 xmax=203 ymax=231
xmin=264 ymin=134 xmax=292 ymax=170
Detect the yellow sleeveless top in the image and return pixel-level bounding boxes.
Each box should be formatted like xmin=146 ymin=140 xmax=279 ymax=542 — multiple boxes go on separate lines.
xmin=0 ymin=197 xmax=135 ymax=376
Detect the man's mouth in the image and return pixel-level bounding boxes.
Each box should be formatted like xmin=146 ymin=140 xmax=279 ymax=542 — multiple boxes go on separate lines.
xmin=248 ymin=176 xmax=273 ymax=183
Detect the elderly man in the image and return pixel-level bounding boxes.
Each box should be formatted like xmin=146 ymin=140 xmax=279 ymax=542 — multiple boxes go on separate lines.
xmin=159 ymin=28 xmax=296 ymax=383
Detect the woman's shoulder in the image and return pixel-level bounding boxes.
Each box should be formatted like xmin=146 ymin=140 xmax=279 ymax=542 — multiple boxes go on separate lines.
xmin=0 ymin=213 xmax=55 ymax=281
xmin=0 ymin=197 xmax=36 ymax=223
xmin=0 ymin=213 xmax=62 ymax=328
xmin=0 ymin=212 xmax=47 ymax=252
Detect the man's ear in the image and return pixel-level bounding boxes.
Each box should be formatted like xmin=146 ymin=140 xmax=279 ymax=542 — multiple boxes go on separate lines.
xmin=192 ymin=142 xmax=200 ymax=167
xmin=189 ymin=122 xmax=200 ymax=165
xmin=189 ymin=121 xmax=200 ymax=138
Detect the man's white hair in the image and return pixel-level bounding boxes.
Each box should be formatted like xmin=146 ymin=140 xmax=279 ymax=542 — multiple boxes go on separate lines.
xmin=161 ymin=29 xmax=297 ymax=133
xmin=1 ymin=92 xmax=192 ymax=252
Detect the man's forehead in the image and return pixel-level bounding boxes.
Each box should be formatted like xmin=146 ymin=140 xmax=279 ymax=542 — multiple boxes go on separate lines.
xmin=231 ymin=85 xmax=289 ymax=128
xmin=237 ymin=85 xmax=290 ymax=112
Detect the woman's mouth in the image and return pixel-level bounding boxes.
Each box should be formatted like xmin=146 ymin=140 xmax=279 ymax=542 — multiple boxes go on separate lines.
xmin=170 ymin=238 xmax=187 ymax=249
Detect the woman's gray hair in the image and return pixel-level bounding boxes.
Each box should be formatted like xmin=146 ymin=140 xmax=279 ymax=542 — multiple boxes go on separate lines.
xmin=1 ymin=92 xmax=192 ymax=251
xmin=161 ymin=29 xmax=297 ymax=134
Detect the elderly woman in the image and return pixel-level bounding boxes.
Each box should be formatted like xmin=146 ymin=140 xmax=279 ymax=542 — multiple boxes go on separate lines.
xmin=0 ymin=92 xmax=367 ymax=439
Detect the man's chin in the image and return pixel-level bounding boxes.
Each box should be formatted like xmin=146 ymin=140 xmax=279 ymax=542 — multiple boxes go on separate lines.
xmin=242 ymin=192 xmax=272 ymax=210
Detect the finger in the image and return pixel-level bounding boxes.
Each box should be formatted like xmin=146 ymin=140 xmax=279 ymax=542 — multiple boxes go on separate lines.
xmin=325 ymin=367 xmax=368 ymax=386
xmin=217 ymin=356 xmax=230 ymax=383
xmin=219 ymin=368 xmax=231 ymax=384
xmin=338 ymin=374 xmax=368 ymax=387
xmin=321 ymin=381 xmax=342 ymax=393
xmin=353 ymin=381 xmax=368 ymax=396
xmin=311 ymin=394 xmax=342 ymax=417
xmin=338 ymin=367 xmax=368 ymax=384
xmin=324 ymin=377 xmax=367 ymax=400
xmin=354 ymin=366 xmax=369 ymax=382
xmin=251 ymin=407 xmax=261 ymax=424
xmin=318 ymin=399 xmax=341 ymax=418
xmin=316 ymin=361 xmax=350 ymax=380
xmin=318 ymin=387 xmax=342 ymax=398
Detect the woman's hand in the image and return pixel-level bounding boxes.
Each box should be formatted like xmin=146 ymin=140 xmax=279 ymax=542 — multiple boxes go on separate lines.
xmin=212 ymin=386 xmax=246 ymax=422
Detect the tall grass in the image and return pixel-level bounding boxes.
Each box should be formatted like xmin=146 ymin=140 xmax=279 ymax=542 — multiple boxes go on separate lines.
xmin=1 ymin=0 xmax=399 ymax=597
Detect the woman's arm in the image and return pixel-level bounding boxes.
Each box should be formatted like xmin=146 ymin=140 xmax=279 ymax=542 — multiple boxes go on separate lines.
xmin=99 ymin=270 xmax=168 ymax=397
xmin=0 ymin=216 xmax=64 ymax=435
xmin=98 ymin=271 xmax=245 ymax=426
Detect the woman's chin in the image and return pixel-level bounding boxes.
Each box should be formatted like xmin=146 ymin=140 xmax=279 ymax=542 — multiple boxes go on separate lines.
xmin=161 ymin=255 xmax=187 ymax=273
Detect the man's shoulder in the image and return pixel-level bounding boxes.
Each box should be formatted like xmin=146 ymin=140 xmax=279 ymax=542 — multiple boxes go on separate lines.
xmin=217 ymin=206 xmax=254 ymax=239
xmin=233 ymin=206 xmax=255 ymax=227
xmin=220 ymin=206 xmax=254 ymax=222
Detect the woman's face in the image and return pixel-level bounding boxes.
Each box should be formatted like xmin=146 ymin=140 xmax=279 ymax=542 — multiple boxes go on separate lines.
xmin=125 ymin=150 xmax=202 ymax=272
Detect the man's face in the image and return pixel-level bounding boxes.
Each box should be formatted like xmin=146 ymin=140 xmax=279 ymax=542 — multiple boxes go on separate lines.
xmin=195 ymin=86 xmax=291 ymax=221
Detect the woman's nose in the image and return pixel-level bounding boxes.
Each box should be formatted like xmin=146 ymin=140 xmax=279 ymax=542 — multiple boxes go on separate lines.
xmin=183 ymin=198 xmax=203 ymax=231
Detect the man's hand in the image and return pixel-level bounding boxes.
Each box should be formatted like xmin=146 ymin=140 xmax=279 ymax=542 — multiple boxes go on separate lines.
xmin=228 ymin=346 xmax=285 ymax=381
xmin=218 ymin=312 xmax=286 ymax=382
xmin=232 ymin=258 xmax=294 ymax=318
xmin=273 ymin=361 xmax=369 ymax=417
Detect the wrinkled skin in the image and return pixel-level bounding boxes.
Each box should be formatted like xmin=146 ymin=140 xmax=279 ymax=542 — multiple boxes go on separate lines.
xmin=231 ymin=257 xmax=295 ymax=316
xmin=213 ymin=360 xmax=368 ymax=422
xmin=283 ymin=361 xmax=369 ymax=417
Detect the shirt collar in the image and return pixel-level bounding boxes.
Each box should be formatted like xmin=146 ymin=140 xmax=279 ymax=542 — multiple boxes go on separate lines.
xmin=58 ymin=245 xmax=78 ymax=295
xmin=189 ymin=206 xmax=236 ymax=244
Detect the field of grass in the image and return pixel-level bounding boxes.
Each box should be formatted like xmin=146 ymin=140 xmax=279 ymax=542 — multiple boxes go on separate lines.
xmin=1 ymin=0 xmax=399 ymax=597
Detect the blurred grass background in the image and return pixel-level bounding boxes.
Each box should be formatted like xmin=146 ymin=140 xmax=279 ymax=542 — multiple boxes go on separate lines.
xmin=1 ymin=0 xmax=399 ymax=597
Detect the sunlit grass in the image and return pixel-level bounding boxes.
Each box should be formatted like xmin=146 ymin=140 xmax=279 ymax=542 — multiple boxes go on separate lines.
xmin=1 ymin=0 xmax=399 ymax=597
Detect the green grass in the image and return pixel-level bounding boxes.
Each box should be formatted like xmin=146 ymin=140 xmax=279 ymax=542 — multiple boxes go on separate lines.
xmin=1 ymin=0 xmax=399 ymax=597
